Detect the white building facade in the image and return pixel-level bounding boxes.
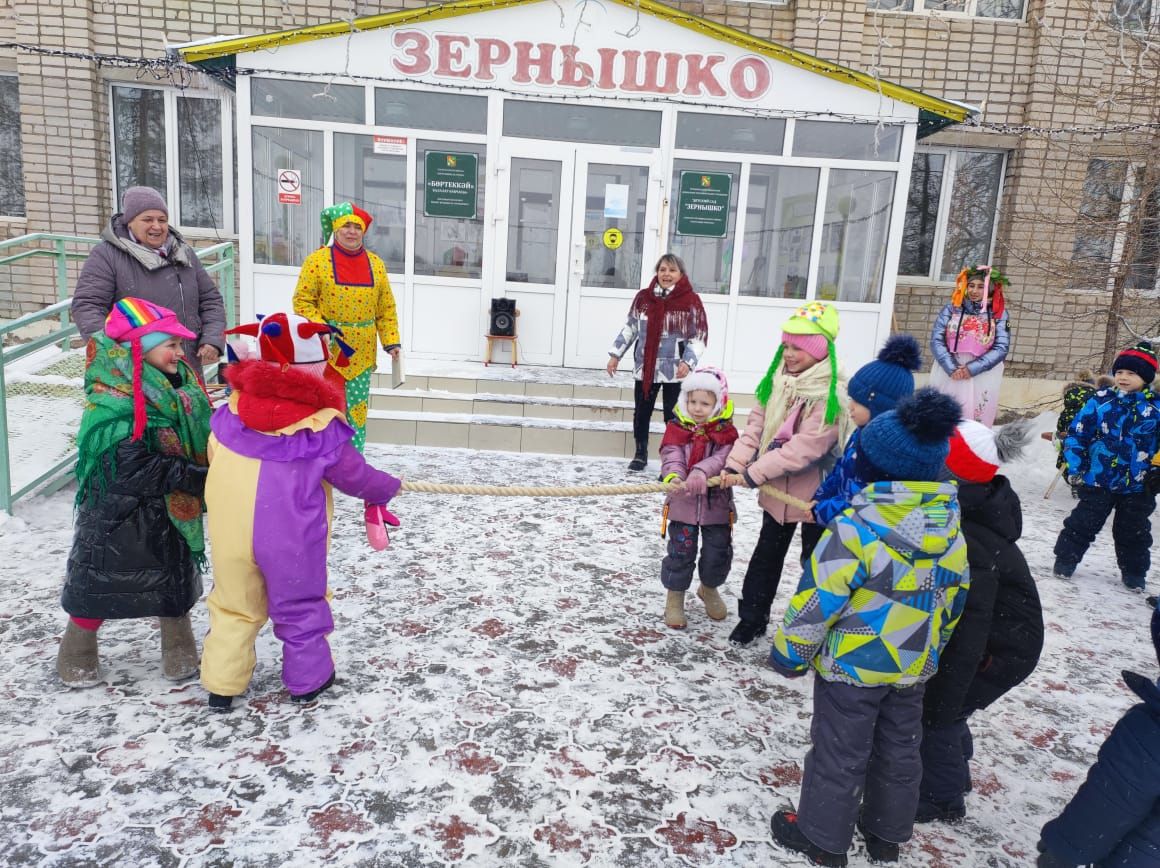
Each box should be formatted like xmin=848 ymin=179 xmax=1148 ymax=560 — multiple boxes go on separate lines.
xmin=181 ymin=0 xmax=968 ymax=390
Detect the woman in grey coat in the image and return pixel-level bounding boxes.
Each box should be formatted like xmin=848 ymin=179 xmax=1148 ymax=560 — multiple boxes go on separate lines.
xmin=71 ymin=186 xmax=226 ymax=375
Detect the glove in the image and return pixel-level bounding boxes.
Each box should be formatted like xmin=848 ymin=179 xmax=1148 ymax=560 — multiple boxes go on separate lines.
xmin=364 ymin=502 xmax=401 ymax=551
xmin=1067 ymin=474 xmax=1084 ymax=488
xmin=683 ymin=469 xmax=708 ymax=497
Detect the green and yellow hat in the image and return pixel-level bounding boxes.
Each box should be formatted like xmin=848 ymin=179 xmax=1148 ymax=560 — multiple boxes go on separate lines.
xmin=755 ymin=301 xmax=842 ymax=424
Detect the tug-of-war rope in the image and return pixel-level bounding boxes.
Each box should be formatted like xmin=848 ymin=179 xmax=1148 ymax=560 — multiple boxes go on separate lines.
xmin=399 ymin=477 xmax=813 ymax=512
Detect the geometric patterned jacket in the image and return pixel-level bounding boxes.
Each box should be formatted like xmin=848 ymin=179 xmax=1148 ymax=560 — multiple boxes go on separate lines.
xmin=771 ymin=480 xmax=970 ymax=688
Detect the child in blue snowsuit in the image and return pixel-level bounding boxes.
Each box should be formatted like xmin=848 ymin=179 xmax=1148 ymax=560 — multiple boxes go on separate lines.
xmin=1053 ymin=341 xmax=1160 ymax=591
xmin=813 ymin=335 xmax=922 ymax=526
xmin=1036 ymin=608 xmax=1160 ymax=867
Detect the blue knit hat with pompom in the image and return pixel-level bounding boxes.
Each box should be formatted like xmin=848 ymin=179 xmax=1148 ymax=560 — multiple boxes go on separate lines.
xmin=855 ymin=387 xmax=962 ymax=482
xmin=847 ymin=334 xmax=923 ymax=419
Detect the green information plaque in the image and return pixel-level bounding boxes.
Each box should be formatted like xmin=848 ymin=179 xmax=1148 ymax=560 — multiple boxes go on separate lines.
xmin=424 ymin=151 xmax=478 ymax=218
xmin=676 ymin=171 xmax=731 ymax=237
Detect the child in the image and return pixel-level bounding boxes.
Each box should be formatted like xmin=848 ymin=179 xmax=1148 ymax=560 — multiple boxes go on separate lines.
xmin=658 ymin=367 xmax=739 ymax=629
xmin=1035 ymin=608 xmax=1160 ymax=867
xmin=57 ymin=298 xmax=211 ymax=687
xmin=1053 ymin=341 xmax=1160 ymax=591
xmin=199 ymin=313 xmax=401 ymax=710
xmin=917 ymin=419 xmax=1043 ymax=824
xmin=769 ymin=388 xmax=967 ymax=867
xmin=813 ymin=334 xmax=922 ymax=526
xmin=928 ymin=265 xmax=1011 ymax=427
xmin=1054 ymin=369 xmax=1115 ymax=497
xmin=719 ymin=301 xmax=851 ymax=647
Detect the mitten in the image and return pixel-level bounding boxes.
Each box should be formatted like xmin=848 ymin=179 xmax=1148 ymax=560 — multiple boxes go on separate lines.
xmin=364 ymin=502 xmax=401 ymax=551
xmin=684 ymin=469 xmax=708 ymax=497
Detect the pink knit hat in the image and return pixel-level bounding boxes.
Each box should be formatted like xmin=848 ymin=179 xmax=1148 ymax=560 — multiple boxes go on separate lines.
xmin=781 ymin=331 xmax=830 ymax=361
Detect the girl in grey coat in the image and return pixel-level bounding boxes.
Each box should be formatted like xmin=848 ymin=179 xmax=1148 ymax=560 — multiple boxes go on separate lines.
xmin=72 ymin=186 xmax=226 ymax=376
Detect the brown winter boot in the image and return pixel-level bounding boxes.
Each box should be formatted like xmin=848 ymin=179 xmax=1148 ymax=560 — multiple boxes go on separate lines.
xmin=56 ymin=620 xmax=101 ymax=688
xmin=697 ymin=584 xmax=728 ymax=621
xmin=159 ymin=615 xmax=199 ymax=681
xmin=664 ymin=591 xmax=687 ymax=629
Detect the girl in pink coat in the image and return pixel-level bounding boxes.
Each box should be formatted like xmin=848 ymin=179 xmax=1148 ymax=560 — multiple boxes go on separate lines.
xmin=721 ymin=302 xmax=850 ymax=646
xmin=658 ymin=367 xmax=739 ymax=629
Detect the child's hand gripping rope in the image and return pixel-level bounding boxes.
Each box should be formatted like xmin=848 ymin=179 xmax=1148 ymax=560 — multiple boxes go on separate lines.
xmin=364 ymin=502 xmax=401 ymax=551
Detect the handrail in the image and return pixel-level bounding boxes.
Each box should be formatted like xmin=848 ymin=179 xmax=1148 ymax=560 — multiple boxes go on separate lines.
xmin=0 ymin=232 xmax=237 ymax=513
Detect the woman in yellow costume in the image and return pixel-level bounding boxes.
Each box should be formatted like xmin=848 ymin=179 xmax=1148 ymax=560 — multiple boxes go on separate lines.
xmin=293 ymin=202 xmax=400 ymax=451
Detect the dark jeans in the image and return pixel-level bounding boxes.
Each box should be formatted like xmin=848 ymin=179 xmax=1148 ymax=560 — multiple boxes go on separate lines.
xmin=1054 ymin=486 xmax=1156 ymax=579
xmin=798 ymin=675 xmax=926 ymax=853
xmin=633 ymin=380 xmax=680 ymax=446
xmin=737 ymin=512 xmax=825 ymax=625
xmin=919 ymin=718 xmax=974 ymax=806
xmin=661 ymin=521 xmax=733 ymax=592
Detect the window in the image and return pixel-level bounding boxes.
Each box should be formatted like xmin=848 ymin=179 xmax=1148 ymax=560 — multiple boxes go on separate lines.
xmin=414 ymin=140 xmax=486 ymax=278
xmin=0 ymin=74 xmax=25 ymax=216
xmin=867 ymin=0 xmax=1025 ymax=19
xmin=252 ymin=127 xmax=324 ymax=266
xmin=793 ymin=121 xmax=902 ymax=162
xmin=334 ymin=134 xmax=406 ymax=273
xmin=899 ymin=148 xmax=1006 ymax=281
xmin=667 ymin=160 xmax=740 ymax=295
xmin=1072 ymin=159 xmax=1160 ymax=292
xmin=376 ymin=88 xmax=486 ymax=133
xmin=504 ymin=101 xmax=661 ymax=147
xmin=740 ymin=166 xmax=820 ymax=298
xmin=252 ymin=77 xmax=364 ymax=124
xmin=817 ymin=169 xmax=896 ymax=303
xmin=110 ymin=84 xmax=234 ymax=233
xmin=675 ymin=112 xmax=785 ymax=156
xmin=1108 ymin=0 xmax=1157 ymax=32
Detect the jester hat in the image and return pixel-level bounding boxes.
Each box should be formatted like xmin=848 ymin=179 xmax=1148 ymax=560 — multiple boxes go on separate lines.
xmin=320 ymin=202 xmax=373 ymax=245
xmin=225 ymin=312 xmax=354 ymax=369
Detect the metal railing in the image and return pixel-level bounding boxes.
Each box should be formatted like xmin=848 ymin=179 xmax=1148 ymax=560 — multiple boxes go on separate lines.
xmin=0 ymin=233 xmax=236 ymax=513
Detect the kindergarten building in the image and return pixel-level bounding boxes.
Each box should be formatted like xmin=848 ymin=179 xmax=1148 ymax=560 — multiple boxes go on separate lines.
xmin=2 ymin=0 xmax=1157 ymax=393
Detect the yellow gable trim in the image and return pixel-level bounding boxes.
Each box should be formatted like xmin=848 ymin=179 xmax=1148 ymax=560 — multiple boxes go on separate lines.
xmin=177 ymin=0 xmax=970 ymax=122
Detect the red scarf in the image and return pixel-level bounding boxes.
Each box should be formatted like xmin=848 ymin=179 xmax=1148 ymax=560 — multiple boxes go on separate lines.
xmin=630 ymin=275 xmax=708 ymax=396
xmin=331 ymin=243 xmax=374 ymax=287
xmin=660 ymin=417 xmax=738 ymax=468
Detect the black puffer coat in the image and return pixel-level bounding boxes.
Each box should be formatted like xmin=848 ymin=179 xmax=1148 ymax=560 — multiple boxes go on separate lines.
xmin=923 ymin=475 xmax=1044 ymax=727
xmin=63 ymin=438 xmax=207 ymax=619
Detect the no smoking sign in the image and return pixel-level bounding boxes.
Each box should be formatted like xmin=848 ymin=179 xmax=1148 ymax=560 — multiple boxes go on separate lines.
xmin=278 ymin=169 xmax=302 ymax=205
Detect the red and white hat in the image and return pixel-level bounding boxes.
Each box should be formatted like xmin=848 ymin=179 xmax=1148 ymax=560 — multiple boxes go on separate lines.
xmin=946 ymin=420 xmax=1000 ymax=483
xmin=225 ymin=313 xmax=351 ymax=368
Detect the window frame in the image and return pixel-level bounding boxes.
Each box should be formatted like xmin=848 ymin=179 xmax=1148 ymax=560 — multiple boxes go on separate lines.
xmin=1072 ymin=157 xmax=1160 ymax=296
xmin=868 ymin=0 xmax=1027 ymax=22
xmin=107 ymin=82 xmax=236 ymax=238
xmin=898 ymin=145 xmax=1008 ymax=284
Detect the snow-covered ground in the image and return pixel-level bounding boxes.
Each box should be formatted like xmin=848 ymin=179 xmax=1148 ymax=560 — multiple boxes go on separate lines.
xmin=0 ymin=415 xmax=1156 ymax=866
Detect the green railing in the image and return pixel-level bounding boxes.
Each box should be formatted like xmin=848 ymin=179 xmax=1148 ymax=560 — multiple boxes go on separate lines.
xmin=0 ymin=233 xmax=236 ymax=514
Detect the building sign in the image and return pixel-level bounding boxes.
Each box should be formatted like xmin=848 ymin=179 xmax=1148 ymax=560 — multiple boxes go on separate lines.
xmin=676 ymin=171 xmax=731 ymax=237
xmin=277 ymin=169 xmax=301 ymax=205
xmin=373 ymin=135 xmax=407 ymax=155
xmin=391 ymin=32 xmax=773 ymax=101
xmin=424 ymin=151 xmax=478 ymax=218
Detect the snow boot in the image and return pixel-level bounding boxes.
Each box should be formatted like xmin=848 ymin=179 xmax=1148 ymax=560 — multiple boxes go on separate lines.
xmin=291 ymin=672 xmax=336 ymax=704
xmin=728 ymin=618 xmax=767 ymax=647
xmin=1146 ymin=594 xmax=1158 ymax=610
xmin=857 ymin=818 xmax=900 ymax=863
xmin=914 ymin=798 xmax=966 ymax=824
xmin=207 ymin=693 xmax=235 ymax=713
xmin=696 ymin=584 xmax=728 ymax=621
xmin=1052 ymin=559 xmax=1075 ymax=580
xmin=1122 ymin=574 xmax=1146 ymax=592
xmin=664 ymin=591 xmax=687 ymax=629
xmin=159 ymin=615 xmax=199 ymax=682
xmin=771 ymin=811 xmax=848 ymax=867
xmin=628 ymin=441 xmax=648 ymax=472
xmin=56 ymin=620 xmax=101 ymax=688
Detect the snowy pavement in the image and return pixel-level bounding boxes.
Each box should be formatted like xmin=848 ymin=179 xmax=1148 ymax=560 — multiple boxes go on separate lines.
xmin=0 ymin=421 xmax=1157 ymax=866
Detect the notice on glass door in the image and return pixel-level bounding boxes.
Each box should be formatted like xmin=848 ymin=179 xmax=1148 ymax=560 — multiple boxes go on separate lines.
xmin=424 ymin=151 xmax=478 ymax=219
xmin=603 ymin=184 xmax=629 ymax=219
xmin=374 ymin=135 xmax=406 ymax=155
xmin=676 ymin=171 xmax=731 ymax=237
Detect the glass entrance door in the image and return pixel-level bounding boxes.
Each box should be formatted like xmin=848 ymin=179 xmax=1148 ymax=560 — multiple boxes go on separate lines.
xmin=495 ymin=144 xmax=661 ymax=367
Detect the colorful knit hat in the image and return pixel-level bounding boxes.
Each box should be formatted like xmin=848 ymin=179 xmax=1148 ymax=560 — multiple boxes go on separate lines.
xmin=856 ymin=387 xmax=962 ymax=482
xmin=952 ymin=265 xmax=1007 ymax=319
xmin=320 ymin=202 xmax=373 ymax=245
xmin=755 ymin=301 xmax=841 ymax=424
xmin=847 ymin=334 xmax=923 ymax=419
xmin=946 ymin=418 xmax=1033 ymax=484
xmin=102 ymin=297 xmax=197 ymax=441
xmin=677 ymin=366 xmax=731 ymax=421
xmin=1112 ymin=340 xmax=1157 ymax=385
xmin=226 ymin=312 xmax=354 ymax=369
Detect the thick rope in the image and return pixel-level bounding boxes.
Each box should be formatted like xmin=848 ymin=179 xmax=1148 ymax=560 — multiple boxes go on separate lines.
xmin=400 ymin=476 xmax=814 ymax=512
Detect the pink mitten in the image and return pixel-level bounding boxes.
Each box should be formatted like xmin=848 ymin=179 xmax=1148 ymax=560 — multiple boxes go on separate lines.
xmin=364 ymin=503 xmax=401 ymax=551
xmin=684 ymin=470 xmax=708 ymax=497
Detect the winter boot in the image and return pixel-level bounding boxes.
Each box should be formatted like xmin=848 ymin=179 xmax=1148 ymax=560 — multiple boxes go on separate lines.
xmin=1122 ymin=574 xmax=1146 ymax=592
xmin=856 ymin=818 xmax=900 ymax=863
xmin=159 ymin=615 xmax=199 ymax=682
xmin=291 ymin=671 xmax=336 ymax=703
xmin=913 ymin=798 xmax=966 ymax=824
xmin=696 ymin=584 xmax=728 ymax=621
xmin=627 ymin=441 xmax=648 ymax=472
xmin=664 ymin=591 xmax=687 ymax=629
xmin=1146 ymin=594 xmax=1158 ymax=610
xmin=1052 ymin=559 xmax=1075 ymax=580
xmin=56 ymin=620 xmax=101 ymax=688
xmin=728 ymin=618 xmax=768 ymax=647
xmin=771 ymin=811 xmax=848 ymax=867
xmin=207 ymin=693 xmax=235 ymax=713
